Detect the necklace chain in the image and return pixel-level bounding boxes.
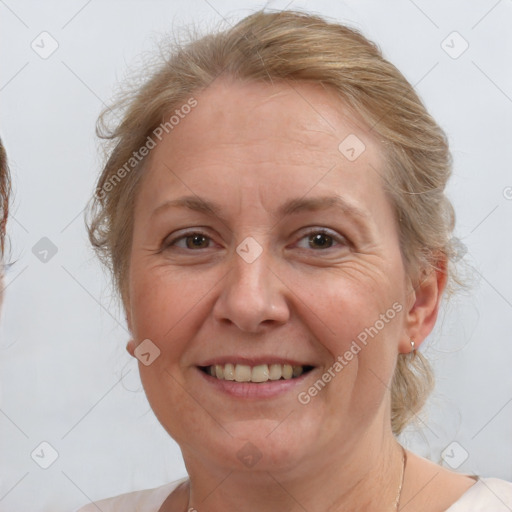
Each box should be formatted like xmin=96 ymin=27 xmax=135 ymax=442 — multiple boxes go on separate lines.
xmin=394 ymin=446 xmax=407 ymax=511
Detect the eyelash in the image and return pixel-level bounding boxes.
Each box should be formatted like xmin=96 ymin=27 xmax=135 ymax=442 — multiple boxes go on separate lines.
xmin=163 ymin=228 xmax=349 ymax=252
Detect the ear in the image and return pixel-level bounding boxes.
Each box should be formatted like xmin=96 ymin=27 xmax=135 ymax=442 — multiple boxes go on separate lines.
xmin=399 ymin=256 xmax=447 ymax=354
xmin=126 ymin=338 xmax=137 ymax=357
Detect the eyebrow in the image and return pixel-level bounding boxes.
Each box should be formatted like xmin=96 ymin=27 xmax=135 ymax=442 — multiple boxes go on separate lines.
xmin=151 ymin=194 xmax=371 ymax=229
xmin=278 ymin=195 xmax=369 ymax=220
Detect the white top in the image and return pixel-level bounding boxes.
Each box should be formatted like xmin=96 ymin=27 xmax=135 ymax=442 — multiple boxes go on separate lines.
xmin=75 ymin=476 xmax=512 ymax=512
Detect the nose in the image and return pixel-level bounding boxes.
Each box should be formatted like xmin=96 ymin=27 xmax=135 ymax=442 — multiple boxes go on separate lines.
xmin=212 ymin=247 xmax=290 ymax=333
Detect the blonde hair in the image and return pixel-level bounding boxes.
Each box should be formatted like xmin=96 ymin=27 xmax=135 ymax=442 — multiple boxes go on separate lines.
xmin=88 ymin=10 xmax=459 ymax=435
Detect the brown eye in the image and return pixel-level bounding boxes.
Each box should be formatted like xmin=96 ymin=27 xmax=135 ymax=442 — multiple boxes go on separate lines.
xmin=185 ymin=234 xmax=210 ymax=249
xmin=308 ymin=232 xmax=334 ymax=249
xmin=295 ymin=228 xmax=347 ymax=251
xmin=164 ymin=231 xmax=214 ymax=250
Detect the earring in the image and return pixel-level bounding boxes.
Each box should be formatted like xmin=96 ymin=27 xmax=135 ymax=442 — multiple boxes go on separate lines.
xmin=410 ymin=340 xmax=416 ymax=353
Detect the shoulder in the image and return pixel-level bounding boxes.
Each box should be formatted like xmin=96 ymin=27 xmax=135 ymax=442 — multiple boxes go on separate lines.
xmin=402 ymin=450 xmax=511 ymax=511
xmin=445 ymin=477 xmax=512 ymax=511
xmin=73 ymin=477 xmax=188 ymax=512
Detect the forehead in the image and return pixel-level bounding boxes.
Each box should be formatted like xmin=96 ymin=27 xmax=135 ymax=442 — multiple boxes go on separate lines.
xmin=166 ymin=77 xmax=377 ymax=163
xmin=137 ymin=77 xmax=388 ymax=217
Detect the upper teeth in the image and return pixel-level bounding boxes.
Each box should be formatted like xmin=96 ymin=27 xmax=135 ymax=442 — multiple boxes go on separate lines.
xmin=205 ymin=363 xmax=304 ymax=382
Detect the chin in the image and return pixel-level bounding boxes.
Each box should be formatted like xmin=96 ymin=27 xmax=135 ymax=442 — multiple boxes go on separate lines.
xmin=178 ymin=414 xmax=323 ymax=475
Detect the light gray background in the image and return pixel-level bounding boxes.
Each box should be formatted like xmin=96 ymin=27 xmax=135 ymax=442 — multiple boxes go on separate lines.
xmin=1 ymin=1 xmax=511 ymax=510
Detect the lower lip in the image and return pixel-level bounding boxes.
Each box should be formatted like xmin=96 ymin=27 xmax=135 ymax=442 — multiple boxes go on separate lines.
xmin=196 ymin=367 xmax=313 ymax=399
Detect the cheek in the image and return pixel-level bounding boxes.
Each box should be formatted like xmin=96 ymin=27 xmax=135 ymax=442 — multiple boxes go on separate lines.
xmin=296 ymin=266 xmax=404 ymax=393
xmin=128 ymin=262 xmax=219 ymax=356
xmin=301 ymin=264 xmax=403 ymax=340
xmin=128 ymin=264 xmax=219 ymax=439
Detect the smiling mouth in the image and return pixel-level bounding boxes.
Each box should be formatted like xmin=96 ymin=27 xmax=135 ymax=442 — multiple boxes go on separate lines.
xmin=199 ymin=363 xmax=315 ymax=383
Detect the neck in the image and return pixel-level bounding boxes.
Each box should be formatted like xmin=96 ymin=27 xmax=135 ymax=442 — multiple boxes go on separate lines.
xmin=180 ymin=429 xmax=405 ymax=512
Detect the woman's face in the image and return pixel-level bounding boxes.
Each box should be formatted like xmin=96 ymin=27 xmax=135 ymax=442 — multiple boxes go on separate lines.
xmin=126 ymin=78 xmax=428 ymax=473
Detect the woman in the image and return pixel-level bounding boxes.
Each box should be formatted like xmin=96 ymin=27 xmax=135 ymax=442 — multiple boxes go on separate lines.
xmin=79 ymin=10 xmax=512 ymax=511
